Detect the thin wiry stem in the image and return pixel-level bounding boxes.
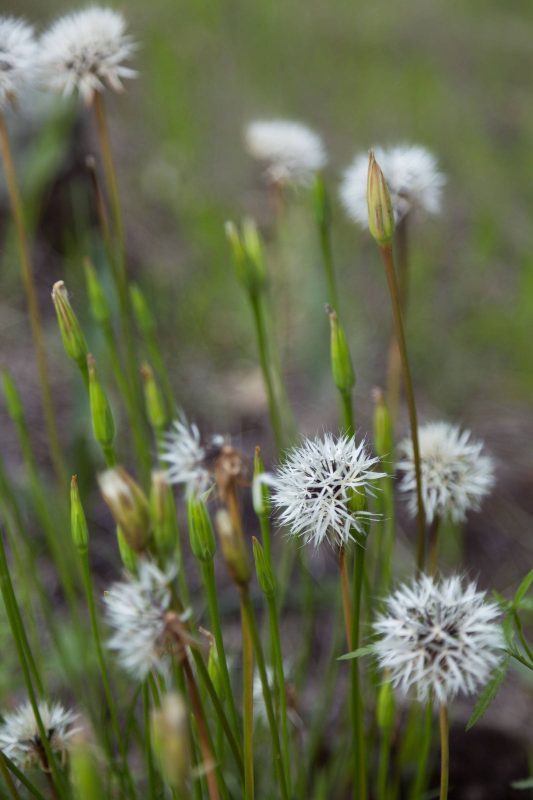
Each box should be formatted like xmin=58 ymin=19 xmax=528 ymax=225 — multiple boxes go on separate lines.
xmin=351 ymin=542 xmax=367 ymax=800
xmin=439 ymin=705 xmax=449 ymax=800
xmin=241 ymin=595 xmax=254 ymax=800
xmin=386 ymin=216 xmax=409 ymax=423
xmin=0 ymin=115 xmax=65 ymax=486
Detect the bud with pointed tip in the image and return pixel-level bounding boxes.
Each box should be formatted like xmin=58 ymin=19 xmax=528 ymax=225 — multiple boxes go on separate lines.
xmin=252 ymin=537 xmax=275 ymax=597
xmin=130 ymin=284 xmax=156 ymax=337
xmin=98 ymin=467 xmax=150 ymax=553
xmin=206 ymin=636 xmax=225 ymax=701
xmin=141 ymin=363 xmax=166 ymax=433
xmin=215 ymin=508 xmax=250 ymax=586
xmin=225 ymin=218 xmax=266 ymax=296
xmin=116 ymin=526 xmax=138 ymax=571
xmin=252 ymin=447 xmax=271 ymax=518
xmin=372 ymin=388 xmax=393 ymax=458
xmin=367 ymin=151 xmax=395 ymax=246
xmin=187 ymin=494 xmax=216 ymax=563
xmin=151 ymin=693 xmax=191 ymax=790
xmin=327 ymin=306 xmax=355 ymax=395
xmin=84 ymin=259 xmax=111 ymax=325
xmin=377 ymin=678 xmax=395 ymax=731
xmin=51 ymin=281 xmax=89 ymax=377
xmin=150 ymin=470 xmax=178 ymax=558
xmin=88 ymin=354 xmax=115 ymax=460
xmin=70 ymin=475 xmax=89 ymax=554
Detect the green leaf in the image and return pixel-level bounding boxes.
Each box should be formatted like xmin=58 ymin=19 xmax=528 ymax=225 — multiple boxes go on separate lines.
xmin=466 ymin=658 xmax=509 ymax=730
xmin=511 ymin=778 xmax=533 ymax=790
xmin=338 ymin=644 xmax=375 ymax=661
xmin=513 ymin=568 xmax=533 ymax=609
xmin=505 ymin=646 xmax=533 ymax=671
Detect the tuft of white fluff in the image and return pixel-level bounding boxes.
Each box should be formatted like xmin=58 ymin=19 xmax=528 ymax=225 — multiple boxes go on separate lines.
xmin=0 ymin=17 xmax=37 ymax=110
xmin=271 ymin=433 xmax=385 ymax=547
xmin=244 ymin=119 xmax=327 ymax=186
xmin=340 ymin=144 xmax=445 ymax=227
xmin=161 ymin=419 xmax=224 ymax=497
xmin=0 ymin=700 xmax=80 ymax=768
xmin=373 ymin=574 xmax=504 ymax=704
xmin=39 ymin=6 xmax=136 ymax=104
xmin=397 ymin=422 xmax=495 ymax=524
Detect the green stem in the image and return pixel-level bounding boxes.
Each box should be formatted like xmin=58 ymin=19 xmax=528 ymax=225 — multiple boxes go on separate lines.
xmin=377 ymin=722 xmax=392 ymax=800
xmin=379 ymin=244 xmax=426 ymax=570
xmin=240 ymin=587 xmax=289 ymax=800
xmin=439 ymin=705 xmax=449 ymax=800
xmin=241 ymin=595 xmax=254 ymax=800
xmin=266 ymin=593 xmax=291 ymax=794
xmin=428 ymin=515 xmax=441 ymax=576
xmin=351 ymin=542 xmax=367 ymax=800
xmin=0 ymin=115 xmax=66 ymax=486
xmin=143 ymin=682 xmax=158 ymax=800
xmin=340 ymin=389 xmax=354 ymax=437
xmin=315 ymin=175 xmax=340 ymax=311
xmin=1 ymin=754 xmax=47 ymax=800
xmin=408 ymin=702 xmax=433 ymax=800
xmin=0 ymin=752 xmax=22 ymax=800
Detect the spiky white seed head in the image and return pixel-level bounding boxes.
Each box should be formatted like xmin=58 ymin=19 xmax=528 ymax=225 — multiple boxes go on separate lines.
xmin=0 ymin=18 xmax=37 ymax=110
xmin=161 ymin=419 xmax=223 ymax=497
xmin=244 ymin=119 xmax=327 ymax=186
xmin=0 ymin=700 xmax=80 ymax=768
xmin=373 ymin=574 xmax=504 ymax=704
xmin=271 ymin=433 xmax=385 ymax=547
xmin=104 ymin=560 xmax=178 ymax=680
xmin=39 ymin=6 xmax=136 ymax=105
xmin=397 ymin=422 xmax=495 ymax=524
xmin=340 ymin=144 xmax=445 ymax=228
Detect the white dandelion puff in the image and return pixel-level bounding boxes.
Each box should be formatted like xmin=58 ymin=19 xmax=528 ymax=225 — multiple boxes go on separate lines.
xmin=244 ymin=119 xmax=327 ymax=186
xmin=0 ymin=18 xmax=37 ymax=110
xmin=373 ymin=574 xmax=504 ymax=704
xmin=340 ymin=144 xmax=445 ymax=228
xmin=39 ymin=6 xmax=136 ymax=105
xmin=104 ymin=560 xmax=179 ymax=680
xmin=397 ymin=422 xmax=495 ymax=524
xmin=271 ymin=433 xmax=385 ymax=547
xmin=0 ymin=700 xmax=80 ymax=768
xmin=161 ymin=419 xmax=224 ymax=497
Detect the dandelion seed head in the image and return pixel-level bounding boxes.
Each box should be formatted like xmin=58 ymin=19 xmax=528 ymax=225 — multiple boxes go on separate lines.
xmin=0 ymin=700 xmax=80 ymax=768
xmin=39 ymin=6 xmax=136 ymax=104
xmin=340 ymin=144 xmax=445 ymax=228
xmin=397 ymin=422 xmax=495 ymax=524
xmin=104 ymin=560 xmax=177 ymax=680
xmin=373 ymin=574 xmax=504 ymax=704
xmin=0 ymin=17 xmax=36 ymax=110
xmin=244 ymin=119 xmax=327 ymax=186
xmin=271 ymin=433 xmax=385 ymax=547
xmin=161 ymin=419 xmax=220 ymax=497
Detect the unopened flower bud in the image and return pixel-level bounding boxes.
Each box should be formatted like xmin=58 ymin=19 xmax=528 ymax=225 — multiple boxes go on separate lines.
xmin=372 ymin=388 xmax=393 ymax=458
xmin=151 ymin=693 xmax=190 ymax=790
xmin=70 ymin=475 xmax=89 ymax=554
xmin=88 ymin=354 xmax=115 ymax=457
xmin=215 ymin=508 xmax=250 ymax=586
xmin=225 ymin=218 xmax=265 ymax=295
xmin=84 ymin=259 xmax=111 ymax=325
xmin=367 ymin=151 xmax=395 ymax=246
xmin=206 ymin=635 xmax=225 ymax=701
xmin=51 ymin=281 xmax=89 ymax=374
xmin=98 ymin=467 xmax=150 ymax=553
xmin=140 ymin=364 xmax=167 ymax=432
xmin=252 ymin=447 xmax=271 ymax=517
xmin=377 ymin=679 xmax=395 ymax=731
xmin=130 ymin=284 xmax=156 ymax=337
xmin=187 ymin=494 xmax=216 ymax=563
xmin=327 ymin=306 xmax=355 ymax=395
xmin=252 ymin=537 xmax=275 ymax=596
xmin=116 ymin=526 xmax=138 ymax=571
xmin=150 ymin=470 xmax=178 ymax=557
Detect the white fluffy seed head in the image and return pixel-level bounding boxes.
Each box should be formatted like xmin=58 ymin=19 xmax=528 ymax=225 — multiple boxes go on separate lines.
xmin=373 ymin=574 xmax=504 ymax=704
xmin=340 ymin=144 xmax=445 ymax=228
xmin=39 ymin=6 xmax=136 ymax=104
xmin=0 ymin=700 xmax=80 ymax=768
xmin=271 ymin=433 xmax=385 ymax=548
xmin=397 ymin=422 xmax=495 ymax=524
xmin=104 ymin=560 xmax=177 ymax=680
xmin=244 ymin=119 xmax=327 ymax=186
xmin=0 ymin=17 xmax=37 ymax=110
xmin=161 ymin=419 xmax=224 ymax=497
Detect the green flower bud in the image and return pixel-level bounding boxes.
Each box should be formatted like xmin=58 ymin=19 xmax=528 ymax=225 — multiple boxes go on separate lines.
xmin=150 ymin=470 xmax=178 ymax=557
xmin=327 ymin=307 xmax=355 ymax=395
xmin=377 ymin=679 xmax=395 ymax=731
xmin=98 ymin=467 xmax=150 ymax=553
xmin=252 ymin=446 xmax=271 ymax=517
xmin=88 ymin=354 xmax=115 ymax=454
xmin=116 ymin=526 xmax=138 ymax=571
xmin=84 ymin=259 xmax=111 ymax=325
xmin=225 ymin=218 xmax=265 ymax=296
xmin=252 ymin=537 xmax=275 ymax=596
xmin=187 ymin=495 xmax=216 ymax=563
xmin=140 ymin=363 xmax=167 ymax=432
xmin=51 ymin=281 xmax=89 ymax=373
xmin=372 ymin=388 xmax=393 ymax=458
xmin=215 ymin=508 xmax=250 ymax=586
xmin=70 ymin=475 xmax=89 ymax=554
xmin=367 ymin=151 xmax=395 ymax=246
xmin=130 ymin=284 xmax=156 ymax=337
xmin=207 ymin=638 xmax=225 ymax=701
xmin=151 ymin=693 xmax=191 ymax=790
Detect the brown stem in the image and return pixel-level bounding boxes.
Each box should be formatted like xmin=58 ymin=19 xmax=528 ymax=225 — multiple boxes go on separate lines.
xmin=339 ymin=547 xmax=353 ymax=650
xmin=379 ymin=243 xmax=426 ymax=570
xmin=385 ymin=217 xmax=409 ymax=423
xmin=0 ymin=114 xmax=66 ymax=486
xmin=439 ymin=704 xmax=449 ymax=800
xmin=182 ymin=658 xmax=220 ymax=800
xmin=241 ymin=593 xmax=255 ymax=799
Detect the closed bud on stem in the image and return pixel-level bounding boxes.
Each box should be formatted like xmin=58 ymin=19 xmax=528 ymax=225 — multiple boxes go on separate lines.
xmin=98 ymin=467 xmax=150 ymax=553
xmin=51 ymin=281 xmax=89 ymax=374
xmin=151 ymin=693 xmax=191 ymax=790
xmin=367 ymin=151 xmax=395 ymax=246
xmin=88 ymin=354 xmax=115 ymax=458
xmin=130 ymin=284 xmax=156 ymax=337
xmin=372 ymin=387 xmax=393 ymax=458
xmin=252 ymin=446 xmax=271 ymax=517
xmin=252 ymin=536 xmax=275 ymax=596
xmin=116 ymin=526 xmax=138 ymax=571
xmin=204 ymin=632 xmax=225 ymax=701
xmin=327 ymin=306 xmax=355 ymax=394
xmin=70 ymin=475 xmax=89 ymax=554
xmin=84 ymin=259 xmax=111 ymax=325
xmin=225 ymin=218 xmax=265 ymax=296
xmin=2 ymin=370 xmax=24 ymax=423
xmin=187 ymin=494 xmax=215 ymax=563
xmin=150 ymin=470 xmax=178 ymax=557
xmin=377 ymin=676 xmax=395 ymax=731
xmin=70 ymin=729 xmax=104 ymax=800
xmin=140 ymin=363 xmax=166 ymax=432
xmin=215 ymin=508 xmax=250 ymax=586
